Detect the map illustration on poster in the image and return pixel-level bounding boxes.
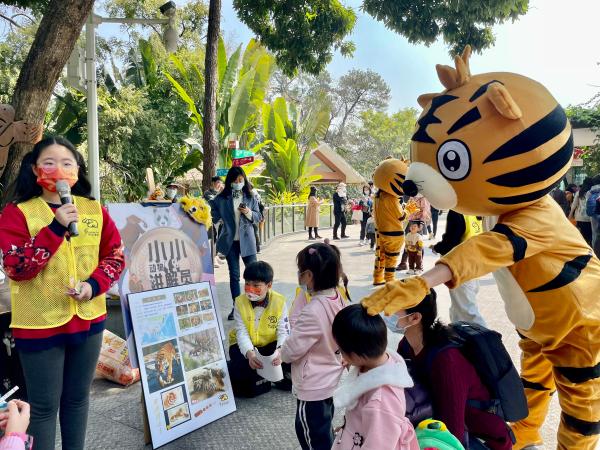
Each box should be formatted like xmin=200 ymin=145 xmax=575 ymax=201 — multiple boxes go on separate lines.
xmin=107 ymin=203 xmax=221 ymax=366
xmin=129 ymin=282 xmax=236 ymax=449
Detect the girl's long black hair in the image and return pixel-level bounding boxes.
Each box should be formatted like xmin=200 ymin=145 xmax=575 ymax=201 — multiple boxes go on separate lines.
xmin=219 ymin=166 xmax=253 ymax=198
xmin=405 ymin=289 xmax=457 ymax=348
xmin=309 ymin=186 xmax=317 ymax=197
xmin=6 ymin=136 xmax=92 ymax=204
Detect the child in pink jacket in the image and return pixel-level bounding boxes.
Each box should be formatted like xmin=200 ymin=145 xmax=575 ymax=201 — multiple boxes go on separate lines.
xmin=281 ymin=243 xmax=347 ymax=450
xmin=0 ymin=400 xmax=32 ymax=450
xmin=332 ymin=304 xmax=419 ymax=450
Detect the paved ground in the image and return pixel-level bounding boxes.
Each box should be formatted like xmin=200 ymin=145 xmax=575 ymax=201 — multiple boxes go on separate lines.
xmin=78 ymin=219 xmax=560 ymax=449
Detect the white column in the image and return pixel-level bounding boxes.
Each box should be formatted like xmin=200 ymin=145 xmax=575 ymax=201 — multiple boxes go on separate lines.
xmin=85 ymin=13 xmax=101 ymax=200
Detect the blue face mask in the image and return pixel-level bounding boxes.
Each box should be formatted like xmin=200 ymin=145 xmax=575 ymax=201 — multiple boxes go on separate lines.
xmin=382 ymin=313 xmax=412 ymax=334
xmin=232 ymin=182 xmax=244 ymax=191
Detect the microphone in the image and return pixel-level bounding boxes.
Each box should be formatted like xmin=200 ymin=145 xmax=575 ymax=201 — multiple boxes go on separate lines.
xmin=55 ymin=180 xmax=79 ymax=237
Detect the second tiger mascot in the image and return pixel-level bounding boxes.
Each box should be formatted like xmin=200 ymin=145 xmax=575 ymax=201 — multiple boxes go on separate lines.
xmin=363 ymin=46 xmax=600 ymax=449
xmin=371 ymin=158 xmax=417 ymax=285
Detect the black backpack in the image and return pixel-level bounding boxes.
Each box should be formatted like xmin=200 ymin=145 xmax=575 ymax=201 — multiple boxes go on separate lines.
xmin=433 ymin=322 xmax=528 ymax=423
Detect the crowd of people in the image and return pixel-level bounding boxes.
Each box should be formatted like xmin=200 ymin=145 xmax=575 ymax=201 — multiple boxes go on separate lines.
xmin=551 ymin=176 xmax=600 ymax=255
xmin=0 ymin=135 xmax=597 ymax=450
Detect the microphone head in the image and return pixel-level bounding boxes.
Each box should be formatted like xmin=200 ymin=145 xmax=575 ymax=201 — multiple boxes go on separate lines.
xmin=55 ymin=180 xmax=71 ymax=197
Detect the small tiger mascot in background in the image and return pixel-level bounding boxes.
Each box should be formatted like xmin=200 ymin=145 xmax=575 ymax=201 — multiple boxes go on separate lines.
xmin=371 ymin=158 xmax=418 ymax=285
xmin=363 ymin=46 xmax=600 ymax=449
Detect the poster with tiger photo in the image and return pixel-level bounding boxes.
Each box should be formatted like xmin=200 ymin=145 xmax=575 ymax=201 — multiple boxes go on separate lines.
xmin=108 ymin=202 xmax=224 ymax=368
xmin=129 ymin=282 xmax=236 ymax=449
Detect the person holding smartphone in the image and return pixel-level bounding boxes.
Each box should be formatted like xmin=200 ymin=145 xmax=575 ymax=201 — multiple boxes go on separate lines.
xmin=210 ymin=167 xmax=262 ymax=320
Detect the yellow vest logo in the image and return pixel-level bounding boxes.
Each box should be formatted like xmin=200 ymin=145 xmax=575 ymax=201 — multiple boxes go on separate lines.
xmin=82 ymin=217 xmax=100 ymax=237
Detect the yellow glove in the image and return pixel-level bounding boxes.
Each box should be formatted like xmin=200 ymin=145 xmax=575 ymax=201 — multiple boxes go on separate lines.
xmin=404 ymin=201 xmax=420 ymax=216
xmin=361 ymin=276 xmax=429 ymax=316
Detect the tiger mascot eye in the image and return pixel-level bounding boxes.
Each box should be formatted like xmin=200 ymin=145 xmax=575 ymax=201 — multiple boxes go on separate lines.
xmin=363 ymin=47 xmax=600 ymax=450
xmin=371 ymin=158 xmax=417 ymax=285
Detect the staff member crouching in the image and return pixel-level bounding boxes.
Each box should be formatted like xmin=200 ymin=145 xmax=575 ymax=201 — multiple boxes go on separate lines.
xmin=227 ymin=261 xmax=291 ymax=397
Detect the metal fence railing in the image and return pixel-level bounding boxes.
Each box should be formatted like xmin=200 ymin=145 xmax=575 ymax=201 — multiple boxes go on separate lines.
xmin=259 ymin=203 xmax=334 ymax=246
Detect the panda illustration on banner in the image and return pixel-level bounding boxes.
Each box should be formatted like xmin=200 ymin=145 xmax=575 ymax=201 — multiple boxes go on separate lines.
xmin=363 ymin=46 xmax=600 ymax=449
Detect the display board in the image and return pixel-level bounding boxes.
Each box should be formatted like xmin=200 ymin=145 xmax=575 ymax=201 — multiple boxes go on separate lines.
xmin=107 ymin=203 xmax=221 ymax=366
xmin=129 ymin=282 xmax=236 ymax=449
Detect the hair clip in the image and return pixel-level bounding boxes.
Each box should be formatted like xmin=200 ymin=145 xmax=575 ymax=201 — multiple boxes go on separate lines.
xmin=308 ymin=247 xmax=317 ymax=255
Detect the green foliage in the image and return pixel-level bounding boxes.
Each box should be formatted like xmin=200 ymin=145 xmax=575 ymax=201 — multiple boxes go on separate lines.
xmin=96 ymin=82 xmax=193 ymax=202
xmin=362 ymin=0 xmax=529 ymax=55
xmin=260 ymin=96 xmax=324 ymax=199
xmin=0 ymin=1 xmax=48 ymax=15
xmin=262 ymin=138 xmax=321 ymax=199
xmin=338 ymin=107 xmax=418 ymax=178
xmin=44 ymin=38 xmax=195 ymax=201
xmin=566 ymin=102 xmax=600 ymax=176
xmin=166 ymin=38 xmax=274 ymax=170
xmin=263 ymin=95 xmax=330 ymax=151
xmin=233 ymin=0 xmax=356 ymax=76
xmin=329 ymin=68 xmax=390 ymax=145
xmin=566 ymin=104 xmax=600 ymax=130
xmin=267 ymin=191 xmax=303 ymax=205
xmin=0 ymin=23 xmax=36 ymax=103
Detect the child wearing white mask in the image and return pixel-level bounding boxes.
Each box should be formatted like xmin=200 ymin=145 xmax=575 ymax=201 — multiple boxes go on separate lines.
xmin=227 ymin=261 xmax=291 ymax=397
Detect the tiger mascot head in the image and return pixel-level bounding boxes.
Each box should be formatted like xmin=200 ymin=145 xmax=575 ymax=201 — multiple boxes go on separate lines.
xmin=373 ymin=158 xmax=408 ymax=198
xmin=404 ymin=46 xmax=572 ymax=216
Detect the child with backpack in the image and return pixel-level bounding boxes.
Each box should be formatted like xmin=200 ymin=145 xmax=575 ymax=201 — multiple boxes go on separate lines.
xmin=281 ymin=243 xmax=347 ymax=450
xmin=389 ymin=290 xmax=516 ymax=450
xmin=331 ymin=304 xmax=419 ymax=450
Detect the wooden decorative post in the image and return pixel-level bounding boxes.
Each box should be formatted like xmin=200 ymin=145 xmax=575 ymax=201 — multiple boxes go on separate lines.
xmin=0 ymin=104 xmax=43 ymax=176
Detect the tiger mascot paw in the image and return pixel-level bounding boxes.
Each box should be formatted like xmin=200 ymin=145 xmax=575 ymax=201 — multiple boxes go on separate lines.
xmin=362 ymin=276 xmax=429 ymax=316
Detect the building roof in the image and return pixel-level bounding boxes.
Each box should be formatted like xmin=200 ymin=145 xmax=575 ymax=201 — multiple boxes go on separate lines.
xmin=309 ymin=143 xmax=366 ymax=185
xmin=573 ymin=127 xmax=598 ymax=147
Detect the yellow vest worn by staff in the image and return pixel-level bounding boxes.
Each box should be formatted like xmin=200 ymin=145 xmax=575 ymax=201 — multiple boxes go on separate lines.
xmin=229 ymin=290 xmax=286 ymax=348
xmin=10 ymin=196 xmax=106 ymax=329
xmin=461 ymin=215 xmax=483 ymax=242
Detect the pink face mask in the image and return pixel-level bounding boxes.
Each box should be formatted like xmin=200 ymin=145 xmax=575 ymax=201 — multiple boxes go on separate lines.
xmin=35 ymin=166 xmax=78 ymax=192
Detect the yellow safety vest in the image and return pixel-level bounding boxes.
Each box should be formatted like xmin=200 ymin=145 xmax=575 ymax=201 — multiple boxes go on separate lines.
xmin=10 ymin=196 xmax=106 ymax=329
xmin=461 ymin=215 xmax=483 ymax=242
xmin=229 ymin=290 xmax=286 ymax=348
xmin=292 ymin=285 xmax=349 ymax=308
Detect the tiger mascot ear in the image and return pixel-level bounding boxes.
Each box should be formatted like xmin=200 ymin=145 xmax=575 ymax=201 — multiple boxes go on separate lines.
xmin=419 ymin=46 xmax=473 ymax=108
xmin=485 ymin=82 xmax=523 ymax=120
xmin=435 ymin=45 xmax=473 ymax=91
xmin=417 ymin=93 xmax=438 ymax=108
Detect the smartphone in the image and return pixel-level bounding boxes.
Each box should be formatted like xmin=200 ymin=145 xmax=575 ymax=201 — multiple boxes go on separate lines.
xmin=239 ymin=202 xmax=246 ymax=209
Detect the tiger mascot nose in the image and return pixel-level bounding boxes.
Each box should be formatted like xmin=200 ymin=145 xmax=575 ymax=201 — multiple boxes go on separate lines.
xmin=402 ymin=179 xmax=419 ymax=197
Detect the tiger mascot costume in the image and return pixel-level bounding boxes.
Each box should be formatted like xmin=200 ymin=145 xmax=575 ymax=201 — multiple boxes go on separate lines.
xmin=372 ymin=159 xmax=417 ymax=285
xmin=363 ymin=46 xmax=600 ymax=449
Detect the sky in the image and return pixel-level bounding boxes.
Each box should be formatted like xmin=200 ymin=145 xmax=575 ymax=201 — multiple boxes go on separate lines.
xmin=219 ymin=0 xmax=600 ymax=112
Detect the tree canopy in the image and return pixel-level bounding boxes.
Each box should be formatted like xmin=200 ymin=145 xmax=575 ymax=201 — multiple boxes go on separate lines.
xmin=233 ymin=0 xmax=356 ymax=76
xmin=362 ymin=0 xmax=529 ymax=54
